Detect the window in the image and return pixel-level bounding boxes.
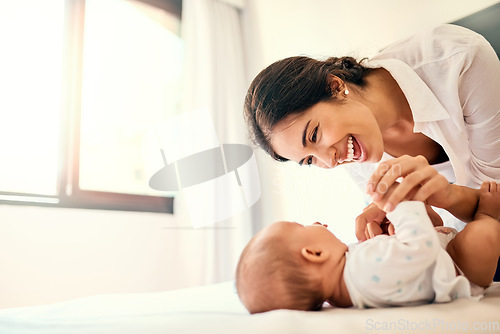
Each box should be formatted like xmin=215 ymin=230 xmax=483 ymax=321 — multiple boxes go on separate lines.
xmin=0 ymin=0 xmax=181 ymax=213
xmin=0 ymin=1 xmax=64 ymax=198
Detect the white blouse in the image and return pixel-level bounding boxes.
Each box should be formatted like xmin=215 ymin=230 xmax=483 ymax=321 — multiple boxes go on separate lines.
xmin=344 ymin=24 xmax=500 ymax=228
xmin=366 ymin=23 xmax=500 ymax=187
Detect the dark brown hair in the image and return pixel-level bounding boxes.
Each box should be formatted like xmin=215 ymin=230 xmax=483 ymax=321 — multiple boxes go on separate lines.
xmin=235 ymin=231 xmax=325 ymax=313
xmin=243 ymin=56 xmax=371 ymax=161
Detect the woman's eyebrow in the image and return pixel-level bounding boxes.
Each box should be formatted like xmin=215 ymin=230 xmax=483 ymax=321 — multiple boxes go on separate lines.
xmin=302 ymin=120 xmax=311 ymax=147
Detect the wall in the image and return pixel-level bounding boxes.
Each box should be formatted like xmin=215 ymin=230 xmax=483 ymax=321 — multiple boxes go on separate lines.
xmin=0 ymin=200 xmax=250 ymax=308
xmin=0 ymin=0 xmax=497 ymax=309
xmin=250 ymin=0 xmax=499 ymax=65
xmin=0 ymin=206 xmax=175 ymax=307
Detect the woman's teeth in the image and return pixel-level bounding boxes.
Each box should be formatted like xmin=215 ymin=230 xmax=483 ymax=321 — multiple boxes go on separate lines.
xmin=346 ymin=135 xmax=355 ymax=162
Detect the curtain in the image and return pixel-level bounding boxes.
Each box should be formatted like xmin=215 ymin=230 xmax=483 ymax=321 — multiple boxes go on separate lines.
xmin=170 ymin=0 xmax=256 ymax=286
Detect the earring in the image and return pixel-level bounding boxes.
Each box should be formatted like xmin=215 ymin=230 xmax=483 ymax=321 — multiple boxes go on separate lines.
xmin=344 ymin=89 xmax=349 ymax=96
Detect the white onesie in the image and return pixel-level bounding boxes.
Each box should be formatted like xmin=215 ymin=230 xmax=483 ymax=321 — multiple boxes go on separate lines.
xmin=343 ymin=201 xmax=472 ymax=308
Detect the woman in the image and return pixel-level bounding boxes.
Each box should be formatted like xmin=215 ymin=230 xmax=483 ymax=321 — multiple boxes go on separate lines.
xmin=243 ymin=24 xmax=500 ymax=241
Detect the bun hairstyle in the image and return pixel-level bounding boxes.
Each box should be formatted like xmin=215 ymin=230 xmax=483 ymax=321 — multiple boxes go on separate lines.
xmin=244 ymin=56 xmax=370 ymax=161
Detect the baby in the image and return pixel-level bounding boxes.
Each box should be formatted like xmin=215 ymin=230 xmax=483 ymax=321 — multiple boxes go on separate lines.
xmin=235 ymin=182 xmax=500 ymax=313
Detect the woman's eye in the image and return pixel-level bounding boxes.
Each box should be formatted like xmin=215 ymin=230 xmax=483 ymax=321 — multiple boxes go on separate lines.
xmin=306 ymin=156 xmax=313 ymax=165
xmin=311 ymin=126 xmax=318 ymax=142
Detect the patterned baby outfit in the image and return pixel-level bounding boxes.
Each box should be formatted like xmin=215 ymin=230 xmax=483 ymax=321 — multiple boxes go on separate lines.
xmin=343 ymin=201 xmax=472 ymax=308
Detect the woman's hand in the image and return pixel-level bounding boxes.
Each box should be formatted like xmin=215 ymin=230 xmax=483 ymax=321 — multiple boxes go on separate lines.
xmin=366 ymin=155 xmax=454 ymax=212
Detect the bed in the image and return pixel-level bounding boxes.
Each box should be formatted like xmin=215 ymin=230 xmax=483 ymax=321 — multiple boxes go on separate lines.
xmin=0 ymin=281 xmax=499 ymax=334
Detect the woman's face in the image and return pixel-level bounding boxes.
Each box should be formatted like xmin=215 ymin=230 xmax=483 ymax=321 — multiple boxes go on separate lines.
xmin=270 ymin=98 xmax=384 ymax=168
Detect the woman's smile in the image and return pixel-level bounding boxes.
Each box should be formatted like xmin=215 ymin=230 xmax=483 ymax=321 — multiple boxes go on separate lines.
xmin=269 ymin=100 xmax=380 ymax=168
xmin=347 ymin=135 xmax=366 ymax=163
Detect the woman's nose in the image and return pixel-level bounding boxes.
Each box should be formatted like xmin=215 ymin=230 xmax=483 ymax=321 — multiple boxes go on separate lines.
xmin=312 ymin=146 xmax=336 ymax=168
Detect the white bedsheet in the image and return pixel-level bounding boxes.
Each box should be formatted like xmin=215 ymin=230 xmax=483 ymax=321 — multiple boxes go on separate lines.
xmin=0 ymin=281 xmax=499 ymax=334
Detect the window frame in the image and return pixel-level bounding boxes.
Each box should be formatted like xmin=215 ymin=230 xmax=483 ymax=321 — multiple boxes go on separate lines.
xmin=0 ymin=0 xmax=175 ymax=214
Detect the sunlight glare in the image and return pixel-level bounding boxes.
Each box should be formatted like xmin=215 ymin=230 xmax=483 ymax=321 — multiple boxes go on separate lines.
xmin=0 ymin=1 xmax=65 ymax=195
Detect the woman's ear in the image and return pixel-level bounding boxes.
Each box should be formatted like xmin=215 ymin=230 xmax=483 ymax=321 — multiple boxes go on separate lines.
xmin=301 ymin=246 xmax=329 ymax=263
xmin=327 ymin=75 xmax=346 ymax=97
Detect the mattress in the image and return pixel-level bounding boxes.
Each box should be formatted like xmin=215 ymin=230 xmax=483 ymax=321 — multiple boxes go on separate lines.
xmin=0 ymin=281 xmax=499 ymax=334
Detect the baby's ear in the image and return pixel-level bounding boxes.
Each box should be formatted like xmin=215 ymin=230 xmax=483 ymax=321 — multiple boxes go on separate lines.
xmin=301 ymin=247 xmax=329 ymax=263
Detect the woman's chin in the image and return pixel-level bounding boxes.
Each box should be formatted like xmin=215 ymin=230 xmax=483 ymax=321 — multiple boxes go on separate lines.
xmin=366 ymin=149 xmax=384 ymax=163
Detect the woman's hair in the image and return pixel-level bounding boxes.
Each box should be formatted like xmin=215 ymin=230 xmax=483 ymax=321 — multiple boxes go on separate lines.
xmin=244 ymin=56 xmax=371 ymax=161
xmin=236 ymin=232 xmax=325 ymax=313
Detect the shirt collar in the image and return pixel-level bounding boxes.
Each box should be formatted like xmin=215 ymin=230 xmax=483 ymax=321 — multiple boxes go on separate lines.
xmin=364 ymin=58 xmax=450 ymax=126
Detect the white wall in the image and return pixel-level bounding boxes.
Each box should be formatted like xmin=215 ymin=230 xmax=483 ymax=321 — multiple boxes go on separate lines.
xmin=0 ymin=0 xmax=497 ymax=309
xmin=250 ymin=0 xmax=499 ymax=64
xmin=0 ymin=200 xmax=250 ymax=308
xmin=0 ymin=206 xmax=175 ymax=307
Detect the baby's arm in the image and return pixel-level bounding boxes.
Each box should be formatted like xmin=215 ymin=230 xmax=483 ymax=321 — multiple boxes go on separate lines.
xmin=362 ymin=202 xmax=441 ymax=274
xmin=385 ymin=201 xmax=440 ymax=259
xmin=347 ymin=201 xmax=442 ymax=307
xmin=446 ymin=181 xmax=500 ymax=287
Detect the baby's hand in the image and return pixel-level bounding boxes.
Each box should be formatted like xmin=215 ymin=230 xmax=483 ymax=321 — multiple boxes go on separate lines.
xmin=356 ymin=203 xmax=395 ymax=241
xmin=355 ymin=203 xmax=387 ymax=241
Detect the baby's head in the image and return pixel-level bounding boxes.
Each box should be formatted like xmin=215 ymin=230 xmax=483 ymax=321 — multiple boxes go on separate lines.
xmin=235 ymin=221 xmax=347 ymax=313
